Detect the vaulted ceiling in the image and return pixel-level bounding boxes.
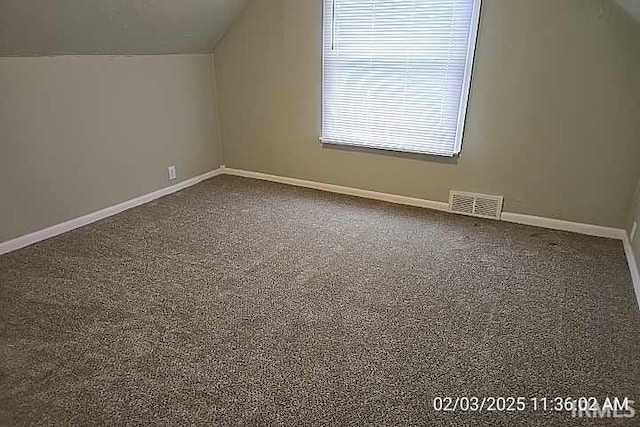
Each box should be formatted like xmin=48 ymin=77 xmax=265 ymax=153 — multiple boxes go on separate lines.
xmin=0 ymin=0 xmax=248 ymax=56
xmin=2 ymin=0 xmax=637 ymax=57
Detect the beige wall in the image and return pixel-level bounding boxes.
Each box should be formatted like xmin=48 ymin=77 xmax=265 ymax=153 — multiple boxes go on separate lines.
xmin=215 ymin=0 xmax=640 ymax=229
xmin=0 ymin=54 xmax=221 ymax=242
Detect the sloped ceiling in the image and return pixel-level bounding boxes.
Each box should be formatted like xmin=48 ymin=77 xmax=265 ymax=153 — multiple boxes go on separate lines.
xmin=0 ymin=0 xmax=248 ymax=56
xmin=616 ymin=0 xmax=640 ymax=24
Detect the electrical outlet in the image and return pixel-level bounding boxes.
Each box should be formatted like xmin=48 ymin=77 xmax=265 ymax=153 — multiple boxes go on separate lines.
xmin=168 ymin=165 xmax=177 ymax=180
xmin=631 ymin=221 xmax=638 ymax=241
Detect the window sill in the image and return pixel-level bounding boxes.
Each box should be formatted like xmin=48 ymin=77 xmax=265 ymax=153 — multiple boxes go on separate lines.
xmin=319 ymin=137 xmax=458 ymax=158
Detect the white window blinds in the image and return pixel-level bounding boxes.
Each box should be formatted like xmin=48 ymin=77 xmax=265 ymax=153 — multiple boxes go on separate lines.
xmin=321 ymin=0 xmax=481 ymax=156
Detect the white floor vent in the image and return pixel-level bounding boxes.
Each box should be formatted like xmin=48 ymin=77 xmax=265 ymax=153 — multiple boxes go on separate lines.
xmin=449 ymin=191 xmax=504 ymax=220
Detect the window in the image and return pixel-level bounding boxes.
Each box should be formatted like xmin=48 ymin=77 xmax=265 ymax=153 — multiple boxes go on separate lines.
xmin=321 ymin=0 xmax=481 ymax=156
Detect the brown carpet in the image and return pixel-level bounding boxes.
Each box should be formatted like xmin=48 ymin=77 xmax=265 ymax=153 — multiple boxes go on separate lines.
xmin=1 ymin=175 xmax=639 ymax=426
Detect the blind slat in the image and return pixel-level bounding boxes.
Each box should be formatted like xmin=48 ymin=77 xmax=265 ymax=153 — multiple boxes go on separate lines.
xmin=321 ymin=0 xmax=481 ymax=156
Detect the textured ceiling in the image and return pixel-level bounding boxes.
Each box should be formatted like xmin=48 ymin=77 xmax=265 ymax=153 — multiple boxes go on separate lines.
xmin=0 ymin=0 xmax=248 ymax=56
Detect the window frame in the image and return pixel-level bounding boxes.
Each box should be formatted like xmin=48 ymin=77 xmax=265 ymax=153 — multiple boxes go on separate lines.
xmin=320 ymin=0 xmax=483 ymax=157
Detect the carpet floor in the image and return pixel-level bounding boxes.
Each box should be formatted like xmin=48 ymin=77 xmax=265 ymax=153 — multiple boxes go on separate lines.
xmin=1 ymin=175 xmax=639 ymax=426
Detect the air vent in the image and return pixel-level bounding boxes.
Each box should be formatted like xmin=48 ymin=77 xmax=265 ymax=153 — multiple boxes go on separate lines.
xmin=449 ymin=191 xmax=503 ymax=220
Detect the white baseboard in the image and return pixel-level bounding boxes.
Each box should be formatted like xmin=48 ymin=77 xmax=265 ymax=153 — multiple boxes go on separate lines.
xmin=1 ymin=166 xmax=627 ymax=248
xmin=222 ymin=167 xmax=450 ymax=212
xmin=0 ymin=168 xmax=224 ymax=255
xmin=224 ymin=167 xmax=625 ymax=238
xmin=2 ymin=164 xmax=639 ymax=309
xmin=500 ymin=212 xmax=626 ymax=240
xmin=622 ymin=234 xmax=640 ymax=310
